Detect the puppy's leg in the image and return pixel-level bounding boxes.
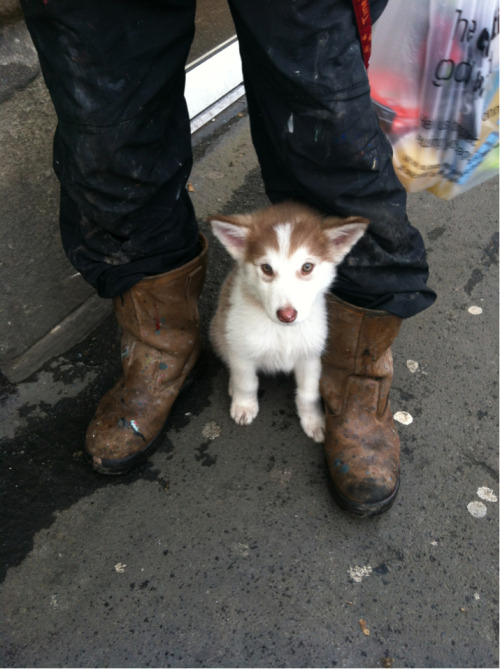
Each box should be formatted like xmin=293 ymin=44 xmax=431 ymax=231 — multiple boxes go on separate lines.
xmin=227 ymin=358 xmax=259 ymax=426
xmin=294 ymin=357 xmax=325 ymax=442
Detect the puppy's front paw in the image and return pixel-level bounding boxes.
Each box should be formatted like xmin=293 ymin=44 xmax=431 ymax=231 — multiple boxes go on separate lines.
xmin=230 ymin=399 xmax=259 ymax=426
xmin=300 ymin=412 xmax=325 ymax=443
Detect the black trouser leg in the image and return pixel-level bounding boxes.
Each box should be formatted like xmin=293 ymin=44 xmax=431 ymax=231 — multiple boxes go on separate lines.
xmin=229 ymin=0 xmax=436 ymax=318
xmin=21 ymin=0 xmax=198 ymax=298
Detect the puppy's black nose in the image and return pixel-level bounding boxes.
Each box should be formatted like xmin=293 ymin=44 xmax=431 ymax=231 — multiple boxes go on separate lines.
xmin=277 ymin=307 xmax=297 ymax=323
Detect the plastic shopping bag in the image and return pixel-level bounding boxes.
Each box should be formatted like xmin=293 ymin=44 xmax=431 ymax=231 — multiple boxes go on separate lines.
xmin=368 ymin=0 xmax=499 ymax=199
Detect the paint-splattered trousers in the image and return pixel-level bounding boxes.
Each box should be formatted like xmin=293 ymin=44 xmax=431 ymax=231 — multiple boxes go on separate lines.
xmin=21 ymin=0 xmax=436 ymax=318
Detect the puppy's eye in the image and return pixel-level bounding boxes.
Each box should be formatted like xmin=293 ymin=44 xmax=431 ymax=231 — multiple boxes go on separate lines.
xmin=301 ymin=262 xmax=315 ymax=274
xmin=261 ymin=263 xmax=273 ymax=276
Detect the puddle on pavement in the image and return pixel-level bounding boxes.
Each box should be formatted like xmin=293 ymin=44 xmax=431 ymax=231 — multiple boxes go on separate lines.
xmin=0 ymin=315 xmax=213 ymax=582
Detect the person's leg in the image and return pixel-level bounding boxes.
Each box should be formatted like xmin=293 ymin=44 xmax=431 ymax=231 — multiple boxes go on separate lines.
xmin=229 ymin=0 xmax=435 ymax=514
xmin=22 ymin=0 xmax=207 ymax=474
xmin=21 ymin=0 xmax=200 ymax=298
xmin=228 ymin=0 xmax=436 ymax=318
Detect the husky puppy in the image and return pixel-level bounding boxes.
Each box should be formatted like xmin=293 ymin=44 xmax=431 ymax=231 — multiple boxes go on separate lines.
xmin=209 ymin=201 xmax=368 ymax=442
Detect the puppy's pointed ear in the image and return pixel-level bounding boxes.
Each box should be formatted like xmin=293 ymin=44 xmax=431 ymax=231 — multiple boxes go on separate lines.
xmin=323 ymin=216 xmax=369 ymax=263
xmin=209 ymin=215 xmax=251 ymax=260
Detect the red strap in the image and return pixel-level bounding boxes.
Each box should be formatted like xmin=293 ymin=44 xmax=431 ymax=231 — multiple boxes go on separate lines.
xmin=352 ymin=0 xmax=372 ymax=69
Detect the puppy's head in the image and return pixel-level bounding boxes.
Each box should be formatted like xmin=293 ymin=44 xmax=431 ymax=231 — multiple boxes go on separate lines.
xmin=209 ymin=202 xmax=368 ymax=324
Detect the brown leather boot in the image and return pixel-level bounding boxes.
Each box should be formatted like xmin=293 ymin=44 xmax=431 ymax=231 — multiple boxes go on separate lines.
xmin=320 ymin=295 xmax=402 ymax=516
xmin=85 ymin=235 xmax=208 ymax=474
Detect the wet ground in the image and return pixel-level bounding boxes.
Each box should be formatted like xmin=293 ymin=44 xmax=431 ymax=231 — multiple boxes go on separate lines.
xmin=0 ymin=113 xmax=498 ymax=668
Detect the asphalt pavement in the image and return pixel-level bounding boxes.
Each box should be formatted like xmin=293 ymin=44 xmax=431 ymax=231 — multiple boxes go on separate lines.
xmin=1 ymin=111 xmax=498 ymax=668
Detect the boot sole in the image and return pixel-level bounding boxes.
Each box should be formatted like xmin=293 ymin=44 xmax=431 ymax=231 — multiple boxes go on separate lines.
xmin=86 ymin=350 xmax=208 ymax=476
xmin=328 ymin=472 xmax=400 ymax=518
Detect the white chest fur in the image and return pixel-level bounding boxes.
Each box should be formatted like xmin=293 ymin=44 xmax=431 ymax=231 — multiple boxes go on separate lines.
xmin=223 ymin=281 xmax=328 ymax=374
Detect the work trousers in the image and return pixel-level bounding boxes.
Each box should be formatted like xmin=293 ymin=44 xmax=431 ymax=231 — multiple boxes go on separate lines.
xmin=21 ymin=0 xmax=436 ymax=318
